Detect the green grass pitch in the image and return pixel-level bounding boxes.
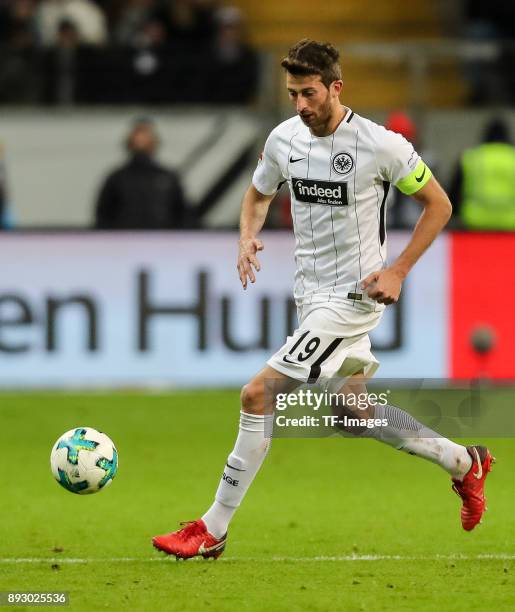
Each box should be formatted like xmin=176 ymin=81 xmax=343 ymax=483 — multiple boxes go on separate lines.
xmin=0 ymin=391 xmax=514 ymax=611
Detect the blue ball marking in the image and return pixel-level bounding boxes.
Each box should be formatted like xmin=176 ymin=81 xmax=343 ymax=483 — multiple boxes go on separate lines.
xmin=57 ymin=468 xmax=89 ymax=494
xmin=96 ymin=447 xmax=118 ymax=489
xmin=57 ymin=428 xmax=99 ymax=465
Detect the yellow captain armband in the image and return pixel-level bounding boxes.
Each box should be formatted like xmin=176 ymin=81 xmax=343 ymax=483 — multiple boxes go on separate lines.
xmin=395 ymin=159 xmax=432 ymax=195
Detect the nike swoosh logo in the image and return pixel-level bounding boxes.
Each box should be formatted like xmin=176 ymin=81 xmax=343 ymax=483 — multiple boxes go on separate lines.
xmin=283 ymin=355 xmax=297 ymax=364
xmin=289 ymin=156 xmax=306 ymax=163
xmin=415 ymin=165 xmax=426 ymax=183
xmin=198 ymin=539 xmax=226 ymax=555
xmin=226 ymin=463 xmax=246 ymax=472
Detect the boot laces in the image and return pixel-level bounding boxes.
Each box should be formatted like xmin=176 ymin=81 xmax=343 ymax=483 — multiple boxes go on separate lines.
xmin=177 ymin=521 xmax=204 ymax=540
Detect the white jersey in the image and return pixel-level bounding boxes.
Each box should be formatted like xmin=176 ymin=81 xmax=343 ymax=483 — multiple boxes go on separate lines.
xmin=252 ymin=108 xmax=431 ymax=312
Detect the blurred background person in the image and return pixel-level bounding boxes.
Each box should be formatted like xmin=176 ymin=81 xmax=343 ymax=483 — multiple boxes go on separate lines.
xmin=110 ymin=0 xmax=158 ymax=46
xmin=204 ymin=6 xmax=259 ymax=104
xmin=0 ymin=0 xmax=40 ymax=104
xmin=154 ymin=0 xmax=216 ymax=44
xmin=42 ymin=18 xmax=81 ymax=105
xmin=37 ymin=0 xmax=108 ymax=46
xmin=449 ymin=118 xmax=515 ymax=230
xmin=385 ymin=111 xmax=438 ymax=229
xmin=122 ymin=15 xmax=174 ymax=104
xmin=41 ymin=16 xmax=109 ymax=105
xmin=0 ymin=0 xmax=39 ymax=42
xmin=462 ymin=0 xmax=515 ymax=105
xmin=94 ymin=117 xmax=192 ymax=229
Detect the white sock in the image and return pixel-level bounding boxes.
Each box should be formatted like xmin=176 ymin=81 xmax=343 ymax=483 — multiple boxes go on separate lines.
xmin=202 ymin=411 xmax=272 ymax=539
xmin=367 ymin=404 xmax=472 ymax=479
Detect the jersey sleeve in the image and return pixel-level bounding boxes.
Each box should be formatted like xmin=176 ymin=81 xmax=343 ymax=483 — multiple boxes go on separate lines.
xmin=375 ymin=127 xmax=432 ymax=195
xmin=252 ymin=129 xmax=284 ymax=196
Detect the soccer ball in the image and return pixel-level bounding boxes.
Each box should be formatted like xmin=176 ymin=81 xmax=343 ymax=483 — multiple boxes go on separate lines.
xmin=50 ymin=427 xmax=118 ymax=495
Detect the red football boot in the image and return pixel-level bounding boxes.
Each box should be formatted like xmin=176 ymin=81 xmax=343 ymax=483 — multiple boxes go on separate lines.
xmin=152 ymin=520 xmax=226 ymax=559
xmin=452 ymin=445 xmax=495 ymax=531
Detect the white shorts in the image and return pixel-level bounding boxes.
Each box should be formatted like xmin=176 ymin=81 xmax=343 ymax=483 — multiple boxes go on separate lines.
xmin=267 ymin=302 xmax=383 ymax=384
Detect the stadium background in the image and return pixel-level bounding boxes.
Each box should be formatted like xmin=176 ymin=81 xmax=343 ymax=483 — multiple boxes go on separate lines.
xmin=1 ymin=2 xmax=514 ymax=610
xmin=1 ymin=0 xmax=514 ymax=384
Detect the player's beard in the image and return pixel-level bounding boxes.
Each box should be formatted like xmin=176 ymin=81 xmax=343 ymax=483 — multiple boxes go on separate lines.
xmin=300 ymin=94 xmax=334 ymax=134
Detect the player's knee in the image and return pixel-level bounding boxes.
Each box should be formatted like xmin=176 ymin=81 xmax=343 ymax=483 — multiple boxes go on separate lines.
xmin=240 ymin=381 xmax=264 ymax=414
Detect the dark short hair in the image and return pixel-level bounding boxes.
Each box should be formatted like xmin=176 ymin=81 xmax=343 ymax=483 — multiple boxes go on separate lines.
xmin=126 ymin=117 xmax=160 ymax=151
xmin=281 ymin=39 xmax=342 ymax=88
xmin=482 ymin=118 xmax=511 ymax=144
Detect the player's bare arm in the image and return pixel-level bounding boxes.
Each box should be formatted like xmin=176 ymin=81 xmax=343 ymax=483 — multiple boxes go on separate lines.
xmin=237 ymin=184 xmax=274 ymax=289
xmin=362 ymin=176 xmax=452 ymax=305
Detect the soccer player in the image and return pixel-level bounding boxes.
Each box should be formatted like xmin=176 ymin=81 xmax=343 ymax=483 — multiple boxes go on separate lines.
xmin=153 ymin=40 xmax=494 ymax=559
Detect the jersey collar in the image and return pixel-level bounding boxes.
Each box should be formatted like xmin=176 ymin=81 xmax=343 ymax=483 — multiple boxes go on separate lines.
xmin=309 ymin=106 xmax=354 ymax=139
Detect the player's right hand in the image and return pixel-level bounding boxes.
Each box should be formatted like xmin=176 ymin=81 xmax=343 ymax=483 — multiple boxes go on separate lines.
xmin=237 ymin=238 xmax=264 ymax=289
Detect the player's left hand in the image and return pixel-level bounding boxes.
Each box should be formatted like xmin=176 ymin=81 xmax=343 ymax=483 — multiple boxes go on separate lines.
xmin=361 ymin=268 xmax=403 ymax=305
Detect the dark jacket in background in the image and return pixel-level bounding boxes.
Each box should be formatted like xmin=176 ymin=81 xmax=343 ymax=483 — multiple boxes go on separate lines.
xmin=95 ymin=153 xmax=190 ymax=229
xmin=0 ymin=173 xmax=5 ymax=228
